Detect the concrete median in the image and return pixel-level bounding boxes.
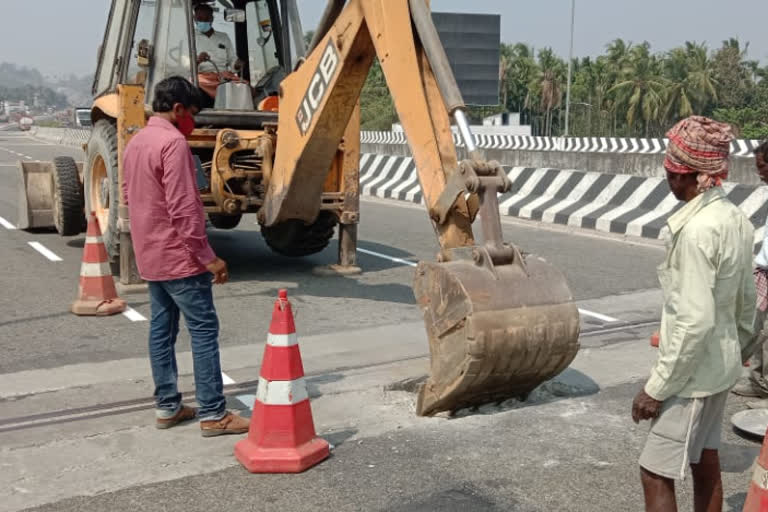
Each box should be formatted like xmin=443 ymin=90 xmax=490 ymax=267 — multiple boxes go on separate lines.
xmin=359 ymin=153 xmax=768 ymax=247
xmin=30 ymin=127 xmax=90 ymax=148
xmin=26 ymin=127 xmax=768 ymax=246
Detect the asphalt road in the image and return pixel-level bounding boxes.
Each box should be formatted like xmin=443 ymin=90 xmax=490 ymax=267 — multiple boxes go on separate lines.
xmin=0 ymin=131 xmax=759 ymax=511
xmin=0 ymin=130 xmax=662 ymax=373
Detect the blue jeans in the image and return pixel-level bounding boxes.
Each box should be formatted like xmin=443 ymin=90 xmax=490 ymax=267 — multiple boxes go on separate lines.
xmin=148 ymin=272 xmax=226 ymax=421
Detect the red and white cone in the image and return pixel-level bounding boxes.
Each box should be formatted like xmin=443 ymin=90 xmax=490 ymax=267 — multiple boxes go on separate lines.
xmin=743 ymin=426 xmax=768 ymax=511
xmin=71 ymin=212 xmax=126 ymax=316
xmin=234 ymin=290 xmax=329 ymax=473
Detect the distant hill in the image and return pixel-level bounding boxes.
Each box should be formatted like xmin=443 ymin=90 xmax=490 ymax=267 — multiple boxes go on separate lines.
xmin=0 ymin=63 xmax=46 ymax=89
xmin=0 ymin=62 xmax=93 ymax=108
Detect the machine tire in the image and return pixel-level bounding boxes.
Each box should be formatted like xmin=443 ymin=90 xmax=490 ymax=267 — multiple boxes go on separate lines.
xmin=208 ymin=213 xmax=242 ymax=230
xmin=84 ymin=120 xmax=119 ymax=259
xmin=51 ymin=156 xmax=86 ymax=236
xmin=261 ymin=211 xmax=337 ymax=257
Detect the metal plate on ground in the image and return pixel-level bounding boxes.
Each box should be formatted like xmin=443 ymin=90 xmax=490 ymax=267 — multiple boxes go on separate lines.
xmin=732 ymin=409 xmax=768 ymax=438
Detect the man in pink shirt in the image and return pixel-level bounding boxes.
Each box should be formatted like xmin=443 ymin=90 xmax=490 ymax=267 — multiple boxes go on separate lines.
xmin=124 ymin=76 xmax=248 ymax=437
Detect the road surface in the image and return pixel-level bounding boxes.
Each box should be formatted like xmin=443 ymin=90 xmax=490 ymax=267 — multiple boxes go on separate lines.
xmin=0 ymin=131 xmax=760 ymax=511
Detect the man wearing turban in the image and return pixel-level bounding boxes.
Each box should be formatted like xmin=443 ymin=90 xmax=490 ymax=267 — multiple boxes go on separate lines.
xmin=632 ymin=116 xmax=757 ymax=511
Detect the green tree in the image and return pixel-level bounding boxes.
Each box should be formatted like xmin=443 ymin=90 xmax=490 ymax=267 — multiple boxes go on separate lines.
xmin=662 ymin=42 xmax=718 ymax=126
xmin=526 ymin=48 xmax=565 ymax=136
xmin=500 ymin=43 xmax=538 ymax=116
xmin=359 ymin=60 xmax=396 ymax=131
xmin=712 ymin=38 xmax=754 ymax=110
xmin=609 ymin=43 xmax=666 ymax=136
xmin=354 ymin=35 xmax=767 ymax=139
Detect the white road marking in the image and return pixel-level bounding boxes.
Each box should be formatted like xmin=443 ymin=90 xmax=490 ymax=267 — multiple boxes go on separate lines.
xmin=236 ymin=393 xmax=255 ymax=409
xmin=221 ymin=372 xmax=236 ymax=385
xmin=361 ymin=195 xmax=666 ymax=251
xmin=578 ymin=309 xmax=619 ymax=323
xmin=357 ymin=239 xmax=622 ymax=324
xmin=28 ymin=241 xmax=62 ymax=262
xmin=0 ymin=216 xmax=16 ymax=229
xmin=357 ymin=247 xmax=417 ymax=267
xmin=122 ymin=307 xmax=147 ymax=322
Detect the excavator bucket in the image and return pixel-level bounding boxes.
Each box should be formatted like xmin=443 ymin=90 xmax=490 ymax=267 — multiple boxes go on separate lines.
xmin=413 ymin=253 xmax=581 ymax=416
xmin=16 ymin=161 xmax=56 ymax=230
xmin=412 ymin=161 xmax=581 ymax=416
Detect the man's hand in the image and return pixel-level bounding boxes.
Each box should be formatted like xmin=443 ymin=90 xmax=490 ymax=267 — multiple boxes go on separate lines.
xmin=632 ymin=389 xmax=662 ymax=424
xmin=206 ymin=257 xmax=229 ymax=284
xmin=197 ymin=52 xmax=211 ymax=64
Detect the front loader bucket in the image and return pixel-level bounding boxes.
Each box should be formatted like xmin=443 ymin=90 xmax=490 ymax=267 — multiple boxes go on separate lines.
xmin=413 ymin=250 xmax=581 ymax=416
xmin=17 ymin=161 xmax=55 ymax=230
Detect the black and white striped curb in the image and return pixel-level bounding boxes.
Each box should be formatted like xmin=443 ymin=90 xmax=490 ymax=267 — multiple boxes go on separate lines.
xmin=360 ymin=131 xmax=763 ymax=157
xmin=37 ymin=127 xmax=764 ymax=158
xmin=31 ymin=127 xmax=90 ymax=147
xmin=359 ymin=153 xmax=768 ymax=247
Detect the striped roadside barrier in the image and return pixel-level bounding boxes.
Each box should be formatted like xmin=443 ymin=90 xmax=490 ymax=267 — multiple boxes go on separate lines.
xmin=360 ymin=131 xmax=763 ymax=157
xmin=359 ymin=154 xmax=768 ymax=248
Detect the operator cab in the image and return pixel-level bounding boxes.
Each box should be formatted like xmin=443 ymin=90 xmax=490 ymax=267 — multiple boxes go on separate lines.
xmin=92 ymin=0 xmax=306 ymax=129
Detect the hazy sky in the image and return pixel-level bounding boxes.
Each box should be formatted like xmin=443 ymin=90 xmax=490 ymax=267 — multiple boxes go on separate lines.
xmin=1 ymin=0 xmax=766 ymax=77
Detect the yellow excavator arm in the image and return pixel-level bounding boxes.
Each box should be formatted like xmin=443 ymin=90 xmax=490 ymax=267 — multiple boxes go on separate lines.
xmin=263 ymin=0 xmax=475 ymax=249
xmin=268 ymin=0 xmax=581 ymax=416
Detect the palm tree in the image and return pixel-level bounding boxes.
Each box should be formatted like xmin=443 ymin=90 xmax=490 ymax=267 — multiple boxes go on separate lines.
xmin=590 ymin=58 xmax=614 ymax=135
xmin=604 ymin=39 xmax=633 ymax=135
xmin=605 ymin=38 xmax=633 ymax=79
xmin=663 ymin=42 xmax=718 ymax=126
xmin=500 ymin=43 xmax=538 ymax=119
xmin=609 ymin=43 xmax=666 ymax=137
xmin=712 ymin=38 xmax=754 ymax=109
xmin=526 ymin=48 xmax=564 ymax=136
xmin=662 ymin=48 xmax=694 ymax=122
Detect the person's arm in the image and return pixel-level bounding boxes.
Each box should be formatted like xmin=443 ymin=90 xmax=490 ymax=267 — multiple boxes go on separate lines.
xmin=644 ymin=228 xmax=717 ymax=402
xmin=161 ymin=138 xmax=217 ymax=267
xmin=223 ymin=34 xmax=235 ymax=70
xmin=738 ymin=269 xmax=758 ymax=363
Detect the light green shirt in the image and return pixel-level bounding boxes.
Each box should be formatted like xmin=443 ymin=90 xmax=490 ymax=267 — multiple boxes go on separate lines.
xmin=645 ymin=187 xmax=756 ymax=402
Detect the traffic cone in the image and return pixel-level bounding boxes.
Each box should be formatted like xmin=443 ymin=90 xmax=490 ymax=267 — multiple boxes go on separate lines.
xmin=71 ymin=212 xmax=126 ymax=316
xmin=743 ymin=426 xmax=768 ymax=511
xmin=234 ymin=290 xmax=330 ymax=473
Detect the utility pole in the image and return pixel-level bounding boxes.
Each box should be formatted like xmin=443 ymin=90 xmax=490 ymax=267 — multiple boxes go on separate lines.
xmin=564 ymin=0 xmax=575 ymax=137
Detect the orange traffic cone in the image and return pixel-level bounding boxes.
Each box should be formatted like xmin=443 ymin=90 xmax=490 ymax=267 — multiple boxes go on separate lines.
xmin=743 ymin=426 xmax=768 ymax=511
xmin=71 ymin=212 xmax=126 ymax=316
xmin=234 ymin=290 xmax=330 ymax=473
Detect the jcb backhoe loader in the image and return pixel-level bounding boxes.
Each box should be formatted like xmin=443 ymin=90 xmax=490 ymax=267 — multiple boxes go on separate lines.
xmin=17 ymin=0 xmax=580 ymax=416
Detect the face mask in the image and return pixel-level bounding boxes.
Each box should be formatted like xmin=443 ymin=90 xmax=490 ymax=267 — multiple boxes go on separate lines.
xmin=175 ymin=112 xmax=196 ymax=137
xmin=196 ymin=21 xmax=212 ymax=33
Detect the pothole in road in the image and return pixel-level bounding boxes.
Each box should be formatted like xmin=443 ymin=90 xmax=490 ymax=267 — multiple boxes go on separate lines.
xmin=385 ymin=375 xmax=427 ymax=394
xmin=385 ymin=369 xmax=599 ymax=419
